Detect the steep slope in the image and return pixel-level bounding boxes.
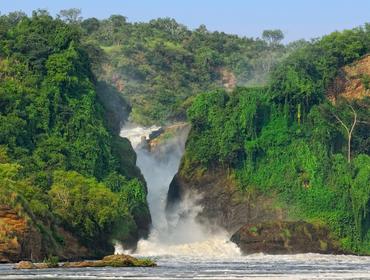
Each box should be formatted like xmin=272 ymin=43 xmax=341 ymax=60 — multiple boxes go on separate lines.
xmin=168 ymin=168 xmax=283 ymax=234
xmin=328 ymin=54 xmax=370 ymax=101
xmin=168 ymin=26 xmax=370 ymax=255
xmin=81 ymin=16 xmax=287 ymax=125
xmin=0 ymin=12 xmax=151 ymax=261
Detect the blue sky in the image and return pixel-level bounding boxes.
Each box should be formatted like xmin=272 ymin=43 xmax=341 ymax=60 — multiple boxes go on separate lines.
xmin=1 ymin=0 xmax=369 ymax=42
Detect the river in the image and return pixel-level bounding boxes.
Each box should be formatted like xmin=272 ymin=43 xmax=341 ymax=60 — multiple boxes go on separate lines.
xmin=1 ymin=124 xmax=369 ymax=279
xmin=1 ymin=254 xmax=370 ymax=279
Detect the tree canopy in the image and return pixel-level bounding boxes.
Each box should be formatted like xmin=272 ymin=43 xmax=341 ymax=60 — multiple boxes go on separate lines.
xmin=184 ymin=24 xmax=370 ymax=254
xmin=0 ymin=11 xmax=150 ymax=255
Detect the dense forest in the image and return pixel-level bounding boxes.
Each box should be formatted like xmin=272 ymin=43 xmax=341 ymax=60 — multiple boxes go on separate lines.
xmin=77 ymin=10 xmax=290 ymax=125
xmin=183 ymin=25 xmax=370 ymax=253
xmin=0 ymin=10 xmax=150 ymax=259
xmin=0 ymin=8 xmax=369 ymax=260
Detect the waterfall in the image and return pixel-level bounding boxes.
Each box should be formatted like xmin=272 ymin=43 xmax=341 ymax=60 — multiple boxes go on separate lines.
xmin=118 ymin=123 xmax=240 ymax=257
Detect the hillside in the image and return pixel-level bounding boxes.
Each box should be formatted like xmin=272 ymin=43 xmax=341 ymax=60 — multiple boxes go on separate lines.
xmin=0 ymin=11 xmax=150 ymax=261
xmin=169 ymin=25 xmax=370 ymax=255
xmin=328 ymin=54 xmax=370 ymax=101
xmin=0 ymin=9 xmax=369 ymax=260
xmin=80 ymin=15 xmax=289 ymax=125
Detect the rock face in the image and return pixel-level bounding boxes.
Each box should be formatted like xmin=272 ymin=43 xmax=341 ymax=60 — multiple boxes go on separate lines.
xmin=0 ymin=205 xmax=43 ymax=263
xmin=0 ymin=205 xmax=91 ymax=263
xmin=147 ymin=123 xmax=190 ymax=154
xmin=96 ymin=81 xmax=131 ymax=134
xmin=167 ymin=168 xmax=283 ymax=234
xmin=230 ymin=221 xmax=342 ymax=254
xmin=168 ymin=166 xmax=342 ymax=254
xmin=327 ymin=54 xmax=370 ymax=102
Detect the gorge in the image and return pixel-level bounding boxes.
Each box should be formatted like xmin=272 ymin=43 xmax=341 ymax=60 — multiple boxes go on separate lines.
xmin=119 ymin=123 xmax=241 ymax=257
xmin=0 ymin=7 xmax=370 ymax=279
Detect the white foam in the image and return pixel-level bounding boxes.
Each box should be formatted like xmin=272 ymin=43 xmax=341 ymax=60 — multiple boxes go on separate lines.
xmin=134 ymin=234 xmax=241 ymax=258
xmin=119 ymin=123 xmax=161 ymax=148
xmin=118 ymin=123 xmax=241 ymax=258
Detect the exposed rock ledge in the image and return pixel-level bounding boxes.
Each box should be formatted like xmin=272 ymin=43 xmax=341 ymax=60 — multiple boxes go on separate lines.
xmin=230 ymin=221 xmax=343 ymax=255
xmin=15 ymin=254 xmax=156 ymax=269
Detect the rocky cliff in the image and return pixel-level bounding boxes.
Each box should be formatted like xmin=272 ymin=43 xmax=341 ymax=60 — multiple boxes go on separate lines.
xmin=0 ymin=205 xmax=91 ymax=263
xmin=231 ymin=221 xmax=342 ymax=255
xmin=167 ymin=167 xmax=284 ymax=235
xmin=166 ymin=55 xmax=370 ymax=255
xmin=327 ymin=54 xmax=370 ymax=102
xmin=167 ymin=164 xmax=346 ymax=255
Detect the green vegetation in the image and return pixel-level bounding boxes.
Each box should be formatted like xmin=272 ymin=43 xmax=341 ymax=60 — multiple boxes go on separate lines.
xmin=16 ymin=254 xmax=156 ymax=269
xmin=184 ymin=25 xmax=370 ymax=254
xmin=1 ymin=8 xmax=369 ymax=257
xmin=79 ymin=15 xmax=289 ymax=125
xmin=0 ymin=10 xmax=150 ymax=256
xmin=43 ymin=256 xmax=59 ymax=268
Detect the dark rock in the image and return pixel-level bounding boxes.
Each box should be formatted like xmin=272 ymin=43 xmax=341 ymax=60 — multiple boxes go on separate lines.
xmin=148 ymin=127 xmax=164 ymax=140
xmin=231 ymin=221 xmax=342 ymax=254
xmin=96 ymin=81 xmax=131 ymax=135
xmin=167 ymin=168 xmax=283 ymax=234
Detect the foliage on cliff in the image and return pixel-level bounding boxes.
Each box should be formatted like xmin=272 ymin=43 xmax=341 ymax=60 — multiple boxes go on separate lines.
xmin=0 ymin=11 xmax=150 ymax=257
xmin=184 ymin=24 xmax=370 ymax=254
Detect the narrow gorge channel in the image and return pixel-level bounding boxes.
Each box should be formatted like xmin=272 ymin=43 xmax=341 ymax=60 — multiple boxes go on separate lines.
xmin=119 ymin=123 xmax=241 ymax=257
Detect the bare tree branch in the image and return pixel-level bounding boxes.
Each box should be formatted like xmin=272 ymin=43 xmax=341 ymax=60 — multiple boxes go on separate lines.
xmin=332 ymin=103 xmax=358 ymax=163
xmin=333 ymin=113 xmax=349 ymax=134
xmin=348 ymin=104 xmax=357 ymax=136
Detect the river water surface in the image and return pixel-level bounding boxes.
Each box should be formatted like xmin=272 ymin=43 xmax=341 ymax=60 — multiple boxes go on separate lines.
xmin=2 ymin=125 xmax=369 ymax=279
xmin=1 ymin=254 xmax=370 ymax=279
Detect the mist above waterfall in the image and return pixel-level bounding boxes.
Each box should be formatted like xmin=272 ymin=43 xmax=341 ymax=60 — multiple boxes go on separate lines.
xmin=119 ymin=123 xmax=240 ymax=257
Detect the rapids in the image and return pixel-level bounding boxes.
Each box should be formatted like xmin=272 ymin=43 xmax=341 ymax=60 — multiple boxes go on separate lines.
xmin=2 ymin=254 xmax=370 ymax=279
xmin=2 ymin=124 xmax=370 ymax=279
xmin=119 ymin=123 xmax=241 ymax=257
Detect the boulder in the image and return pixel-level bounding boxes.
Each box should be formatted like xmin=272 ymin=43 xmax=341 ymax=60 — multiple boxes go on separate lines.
xmin=15 ymin=254 xmax=156 ymax=269
xmin=231 ymin=221 xmax=342 ymax=254
xmin=62 ymin=254 xmax=156 ymax=268
xmin=15 ymin=261 xmax=36 ymax=269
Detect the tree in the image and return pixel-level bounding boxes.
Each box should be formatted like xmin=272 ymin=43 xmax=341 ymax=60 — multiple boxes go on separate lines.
xmin=262 ymin=29 xmax=284 ymax=47
xmin=4 ymin=11 xmax=27 ymax=26
xmin=332 ymin=104 xmax=357 ymax=163
xmin=261 ymin=29 xmax=285 ymax=76
xmin=324 ymin=99 xmax=369 ymax=162
xmin=58 ymin=8 xmax=82 ymax=24
xmin=81 ymin=17 xmax=100 ymax=34
xmin=196 ymin=24 xmax=208 ymax=34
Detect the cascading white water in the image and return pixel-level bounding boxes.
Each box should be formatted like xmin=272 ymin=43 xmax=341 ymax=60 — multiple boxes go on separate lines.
xmin=118 ymin=123 xmax=240 ymax=257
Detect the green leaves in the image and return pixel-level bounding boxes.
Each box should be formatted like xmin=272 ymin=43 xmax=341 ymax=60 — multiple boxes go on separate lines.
xmin=81 ymin=15 xmax=285 ymax=125
xmin=350 ymin=155 xmax=370 ymax=237
xmin=0 ymin=13 xmax=150 ymax=253
xmin=186 ymin=88 xmax=267 ymax=167
xmin=269 ymin=25 xmax=370 ymax=113
xmin=185 ymin=25 xmax=370 ymax=252
xmin=49 ymin=171 xmax=119 ymax=239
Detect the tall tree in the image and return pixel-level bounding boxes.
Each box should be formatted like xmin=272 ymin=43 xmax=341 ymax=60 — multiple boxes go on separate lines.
xmin=58 ymin=8 xmax=82 ymax=24
xmin=262 ymin=29 xmax=284 ymax=47
xmin=332 ymin=103 xmax=357 ymax=163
